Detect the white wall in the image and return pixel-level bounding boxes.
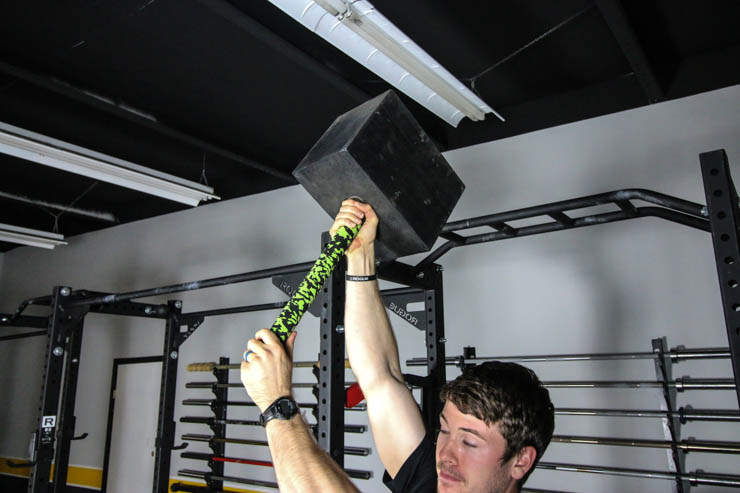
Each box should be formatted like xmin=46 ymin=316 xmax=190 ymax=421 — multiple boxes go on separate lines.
xmin=1 ymin=83 xmax=739 ymax=492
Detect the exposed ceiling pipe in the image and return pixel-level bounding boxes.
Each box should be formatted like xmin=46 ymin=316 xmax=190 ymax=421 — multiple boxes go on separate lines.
xmin=0 ymin=190 xmax=118 ymax=223
xmin=0 ymin=61 xmax=296 ymax=183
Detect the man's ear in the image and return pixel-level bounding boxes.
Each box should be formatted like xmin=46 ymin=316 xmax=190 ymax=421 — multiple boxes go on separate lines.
xmin=510 ymin=446 xmax=537 ymax=480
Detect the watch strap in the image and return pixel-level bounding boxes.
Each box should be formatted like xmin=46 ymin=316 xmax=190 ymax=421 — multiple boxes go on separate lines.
xmin=259 ymin=396 xmax=299 ymax=427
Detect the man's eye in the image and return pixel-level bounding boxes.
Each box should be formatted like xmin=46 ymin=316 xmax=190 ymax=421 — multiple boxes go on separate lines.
xmin=438 ymin=429 xmax=449 ymax=435
xmin=463 ymin=441 xmax=477 ymax=448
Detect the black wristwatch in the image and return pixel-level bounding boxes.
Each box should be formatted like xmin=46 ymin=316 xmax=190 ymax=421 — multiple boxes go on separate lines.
xmin=259 ymin=396 xmax=300 ymax=426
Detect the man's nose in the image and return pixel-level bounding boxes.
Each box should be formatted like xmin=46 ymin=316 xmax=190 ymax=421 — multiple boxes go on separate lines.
xmin=438 ymin=438 xmax=457 ymax=464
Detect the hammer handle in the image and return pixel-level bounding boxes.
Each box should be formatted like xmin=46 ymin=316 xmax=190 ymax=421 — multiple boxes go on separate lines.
xmin=270 ymin=224 xmax=361 ymax=342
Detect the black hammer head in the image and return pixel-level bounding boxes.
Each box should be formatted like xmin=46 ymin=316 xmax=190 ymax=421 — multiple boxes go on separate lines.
xmin=293 ymin=90 xmax=465 ymax=261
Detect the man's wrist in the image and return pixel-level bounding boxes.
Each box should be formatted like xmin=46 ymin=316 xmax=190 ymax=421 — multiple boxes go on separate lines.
xmin=263 ymin=411 xmax=304 ymax=434
xmin=346 ymin=243 xmax=376 ymax=276
xmin=259 ymin=396 xmax=300 ymax=426
xmin=257 ymin=390 xmax=293 ymax=413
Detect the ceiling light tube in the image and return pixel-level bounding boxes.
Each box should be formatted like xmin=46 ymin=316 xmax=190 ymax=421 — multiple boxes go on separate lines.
xmin=266 ymin=0 xmax=503 ymax=127
xmin=0 ymin=122 xmax=219 ymax=207
xmin=0 ymin=223 xmax=67 ymax=249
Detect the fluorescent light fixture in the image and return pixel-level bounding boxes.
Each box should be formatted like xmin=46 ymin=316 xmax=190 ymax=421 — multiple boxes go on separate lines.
xmin=266 ymin=0 xmax=503 ymax=127
xmin=0 ymin=223 xmax=67 ymax=249
xmin=0 ymin=122 xmax=219 ymax=207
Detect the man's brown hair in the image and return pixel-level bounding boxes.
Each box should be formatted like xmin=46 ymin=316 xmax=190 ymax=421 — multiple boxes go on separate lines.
xmin=439 ymin=361 xmax=554 ymax=488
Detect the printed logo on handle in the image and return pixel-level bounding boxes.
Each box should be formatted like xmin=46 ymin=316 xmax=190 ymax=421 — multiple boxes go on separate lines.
xmin=42 ymin=416 xmax=56 ymax=429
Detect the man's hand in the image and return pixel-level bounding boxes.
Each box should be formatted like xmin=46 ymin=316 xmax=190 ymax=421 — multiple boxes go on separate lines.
xmin=329 ymin=199 xmax=378 ymax=257
xmin=241 ymin=329 xmax=297 ymax=412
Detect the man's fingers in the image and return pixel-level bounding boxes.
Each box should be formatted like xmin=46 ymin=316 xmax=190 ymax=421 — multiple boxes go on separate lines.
xmin=330 ymin=218 xmax=360 ymax=236
xmin=285 ymin=331 xmax=298 ymax=360
xmin=246 ymin=338 xmax=268 ymax=359
xmin=330 ymin=210 xmax=364 ymax=233
xmin=255 ymin=328 xmax=283 ymax=347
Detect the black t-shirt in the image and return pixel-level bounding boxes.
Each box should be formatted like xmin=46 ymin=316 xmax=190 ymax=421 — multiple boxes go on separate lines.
xmin=382 ymin=433 xmax=437 ymax=493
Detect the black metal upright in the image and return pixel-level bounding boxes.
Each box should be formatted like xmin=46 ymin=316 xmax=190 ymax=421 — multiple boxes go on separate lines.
xmin=27 ymin=286 xmax=88 ymax=493
xmin=700 ymin=149 xmax=740 ymax=408
xmin=317 ymin=232 xmax=347 ymax=465
xmin=153 ymin=300 xmax=187 ymax=493
xmin=652 ymin=338 xmax=688 ymax=493
xmin=52 ymin=306 xmax=87 ymax=493
xmin=379 ymin=260 xmax=447 ymax=431
xmin=420 ymin=264 xmax=447 ymax=429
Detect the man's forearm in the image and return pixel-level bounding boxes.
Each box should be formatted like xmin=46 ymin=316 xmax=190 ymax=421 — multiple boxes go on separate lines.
xmin=265 ymin=415 xmax=359 ymax=493
xmin=345 ymin=244 xmax=404 ymax=389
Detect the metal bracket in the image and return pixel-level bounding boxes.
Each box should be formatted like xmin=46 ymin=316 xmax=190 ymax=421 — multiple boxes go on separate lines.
xmin=174 ymin=315 xmax=205 ymax=347
xmin=457 ymin=346 xmax=477 ymax=371
xmin=383 ymin=291 xmax=427 ymax=329
xmin=403 ymin=373 xmax=433 ymax=389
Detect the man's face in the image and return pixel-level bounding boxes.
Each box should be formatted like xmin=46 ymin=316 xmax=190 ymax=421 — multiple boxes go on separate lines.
xmin=436 ymin=401 xmax=516 ymax=493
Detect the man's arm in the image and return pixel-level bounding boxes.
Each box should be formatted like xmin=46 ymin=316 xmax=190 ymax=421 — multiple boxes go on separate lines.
xmin=265 ymin=415 xmax=360 ymax=493
xmin=332 ymin=200 xmax=427 ymax=478
xmin=241 ymin=329 xmax=360 ymax=493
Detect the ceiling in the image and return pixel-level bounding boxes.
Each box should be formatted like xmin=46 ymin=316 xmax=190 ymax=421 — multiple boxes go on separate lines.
xmin=1 ymin=0 xmax=738 ymax=252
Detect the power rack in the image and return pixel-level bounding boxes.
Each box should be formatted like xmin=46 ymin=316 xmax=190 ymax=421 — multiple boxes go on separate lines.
xmin=1 ymin=149 xmax=739 ymax=492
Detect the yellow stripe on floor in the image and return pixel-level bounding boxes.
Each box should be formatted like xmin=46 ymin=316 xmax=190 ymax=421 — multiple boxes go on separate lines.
xmin=0 ymin=457 xmax=103 ymax=488
xmin=1 ymin=458 xmax=265 ymax=492
xmin=169 ymin=478 xmax=264 ymax=492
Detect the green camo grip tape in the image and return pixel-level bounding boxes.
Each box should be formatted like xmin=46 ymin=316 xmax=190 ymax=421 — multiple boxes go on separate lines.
xmin=270 ymin=223 xmax=361 ymax=342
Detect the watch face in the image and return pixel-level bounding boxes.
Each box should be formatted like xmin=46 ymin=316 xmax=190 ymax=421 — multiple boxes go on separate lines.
xmin=278 ymin=399 xmax=295 ymax=414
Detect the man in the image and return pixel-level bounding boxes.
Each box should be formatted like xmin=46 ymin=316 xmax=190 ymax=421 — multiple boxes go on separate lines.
xmin=242 ymin=199 xmax=555 ymax=492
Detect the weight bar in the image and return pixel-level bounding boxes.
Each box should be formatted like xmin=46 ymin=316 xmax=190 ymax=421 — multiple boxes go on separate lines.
xmin=406 ymin=346 xmax=730 ymax=366
xmin=182 ymin=398 xmax=366 ymax=412
xmin=179 ymin=415 xmax=366 ymax=433
xmin=180 ymin=451 xmax=372 ymax=480
xmin=404 ymin=378 xmax=734 ymax=391
xmin=0 ymin=329 xmax=47 ymax=341
xmin=537 ymin=462 xmax=740 ymax=487
xmin=186 ymin=381 xmax=357 ymax=390
xmin=170 ymin=483 xmax=223 ymax=492
xmin=521 ymin=489 xmax=573 ymax=493
xmin=552 ymin=435 xmax=740 ymax=454
xmin=539 ymin=377 xmax=734 ymax=391
xmin=556 ymin=407 xmax=740 ymax=423
xmin=187 ymin=359 xmax=351 ymax=372
xmin=178 ymin=469 xmax=277 ymax=489
xmin=180 ymin=434 xmax=369 ymax=456
xmin=187 ymin=381 xmax=324 ymax=389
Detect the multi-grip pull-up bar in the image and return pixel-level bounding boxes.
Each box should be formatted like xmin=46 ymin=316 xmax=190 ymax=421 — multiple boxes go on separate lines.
xmin=3 ymin=187 xmax=711 ymax=320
